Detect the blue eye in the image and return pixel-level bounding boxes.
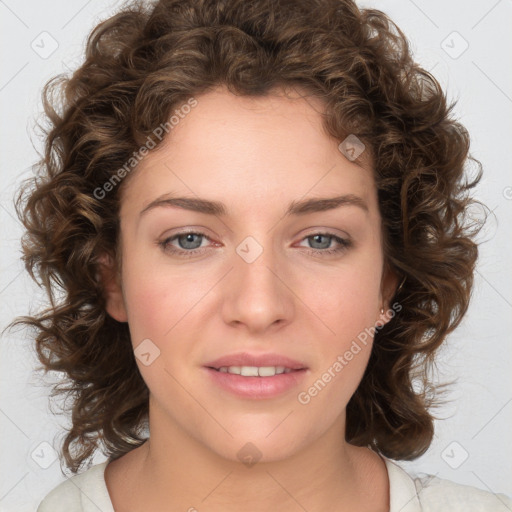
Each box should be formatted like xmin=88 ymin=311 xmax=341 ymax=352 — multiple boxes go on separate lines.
xmin=158 ymin=231 xmax=352 ymax=258
xmin=173 ymin=232 xmax=204 ymax=250
xmin=299 ymin=233 xmax=352 ymax=256
xmin=159 ymin=231 xmax=210 ymax=257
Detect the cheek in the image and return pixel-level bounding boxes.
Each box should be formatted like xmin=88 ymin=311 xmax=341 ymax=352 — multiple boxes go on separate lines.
xmin=124 ymin=279 xmax=193 ymax=343
xmin=299 ymin=262 xmax=382 ymax=397
xmin=313 ymin=265 xmax=382 ymax=336
xmin=120 ymin=250 xmax=184 ymax=343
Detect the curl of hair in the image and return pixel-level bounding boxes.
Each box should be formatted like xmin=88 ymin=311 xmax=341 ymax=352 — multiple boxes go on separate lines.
xmin=13 ymin=0 xmax=484 ymax=473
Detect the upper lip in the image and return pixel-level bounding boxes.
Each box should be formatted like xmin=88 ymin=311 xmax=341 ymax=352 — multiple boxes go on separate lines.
xmin=204 ymin=352 xmax=308 ymax=370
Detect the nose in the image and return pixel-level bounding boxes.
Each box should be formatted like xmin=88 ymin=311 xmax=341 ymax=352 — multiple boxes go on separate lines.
xmin=220 ymin=237 xmax=294 ymax=334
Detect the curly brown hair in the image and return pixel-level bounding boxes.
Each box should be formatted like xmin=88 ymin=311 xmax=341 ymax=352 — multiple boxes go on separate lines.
xmin=13 ymin=0 xmax=483 ymax=474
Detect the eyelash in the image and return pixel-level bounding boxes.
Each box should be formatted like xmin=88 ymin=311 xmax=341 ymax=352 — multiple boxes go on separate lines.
xmin=158 ymin=230 xmax=352 ymax=258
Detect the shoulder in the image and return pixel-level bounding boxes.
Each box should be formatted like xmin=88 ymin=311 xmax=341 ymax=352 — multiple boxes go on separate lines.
xmin=37 ymin=461 xmax=114 ymax=512
xmin=383 ymin=457 xmax=512 ymax=512
xmin=414 ymin=473 xmax=512 ymax=512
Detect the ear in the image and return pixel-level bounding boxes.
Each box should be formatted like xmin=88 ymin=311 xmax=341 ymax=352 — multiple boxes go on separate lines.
xmin=97 ymin=252 xmax=128 ymax=323
xmin=377 ymin=263 xmax=400 ymax=326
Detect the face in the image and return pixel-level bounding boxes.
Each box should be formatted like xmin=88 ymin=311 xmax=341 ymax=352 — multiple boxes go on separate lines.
xmin=105 ymin=85 xmax=396 ymax=464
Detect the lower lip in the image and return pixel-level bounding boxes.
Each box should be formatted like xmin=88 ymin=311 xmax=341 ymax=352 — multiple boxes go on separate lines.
xmin=203 ymin=367 xmax=308 ymax=399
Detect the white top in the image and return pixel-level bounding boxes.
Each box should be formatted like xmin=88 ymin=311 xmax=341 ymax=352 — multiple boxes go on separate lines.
xmin=37 ymin=456 xmax=512 ymax=512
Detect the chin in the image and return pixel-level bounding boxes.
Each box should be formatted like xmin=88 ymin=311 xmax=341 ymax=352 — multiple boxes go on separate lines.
xmin=200 ymin=420 xmax=314 ymax=465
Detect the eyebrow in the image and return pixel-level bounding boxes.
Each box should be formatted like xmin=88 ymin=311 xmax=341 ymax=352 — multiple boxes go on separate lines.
xmin=139 ymin=193 xmax=368 ymax=217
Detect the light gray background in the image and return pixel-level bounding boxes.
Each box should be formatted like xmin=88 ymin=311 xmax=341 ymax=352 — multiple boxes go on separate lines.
xmin=1 ymin=0 xmax=511 ymax=510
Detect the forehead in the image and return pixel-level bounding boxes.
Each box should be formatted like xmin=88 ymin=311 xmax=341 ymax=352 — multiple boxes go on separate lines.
xmin=120 ymin=86 xmax=376 ymax=217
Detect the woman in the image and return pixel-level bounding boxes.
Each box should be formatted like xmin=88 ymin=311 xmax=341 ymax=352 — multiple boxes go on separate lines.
xmin=14 ymin=0 xmax=511 ymax=510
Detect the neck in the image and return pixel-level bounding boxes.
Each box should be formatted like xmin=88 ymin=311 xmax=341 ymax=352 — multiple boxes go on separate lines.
xmin=112 ymin=408 xmax=389 ymax=511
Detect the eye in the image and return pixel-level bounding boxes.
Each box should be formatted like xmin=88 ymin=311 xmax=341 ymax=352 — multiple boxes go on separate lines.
xmin=158 ymin=230 xmax=352 ymax=258
xmin=159 ymin=231 xmax=212 ymax=257
xmin=297 ymin=233 xmax=352 ymax=256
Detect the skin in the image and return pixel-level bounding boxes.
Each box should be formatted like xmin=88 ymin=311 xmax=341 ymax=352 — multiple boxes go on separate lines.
xmin=102 ymin=85 xmax=397 ymax=512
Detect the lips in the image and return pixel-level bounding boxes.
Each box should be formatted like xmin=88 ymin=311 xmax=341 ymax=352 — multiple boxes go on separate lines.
xmin=202 ymin=352 xmax=309 ymax=399
xmin=204 ymin=352 xmax=308 ymax=371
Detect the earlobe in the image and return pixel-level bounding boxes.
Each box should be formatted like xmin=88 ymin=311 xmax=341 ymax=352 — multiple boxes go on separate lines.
xmin=377 ymin=265 xmax=400 ymax=326
xmin=97 ymin=253 xmax=128 ymax=323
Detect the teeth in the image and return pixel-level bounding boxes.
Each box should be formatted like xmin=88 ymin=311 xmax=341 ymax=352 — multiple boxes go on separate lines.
xmin=240 ymin=366 xmax=258 ymax=377
xmin=258 ymin=366 xmax=278 ymax=377
xmin=218 ymin=366 xmax=293 ymax=376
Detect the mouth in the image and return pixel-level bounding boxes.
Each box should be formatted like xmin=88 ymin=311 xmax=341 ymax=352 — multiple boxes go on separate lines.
xmin=202 ymin=352 xmax=309 ymax=399
xmin=204 ymin=352 xmax=308 ymax=372
xmin=206 ymin=365 xmax=305 ymax=377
